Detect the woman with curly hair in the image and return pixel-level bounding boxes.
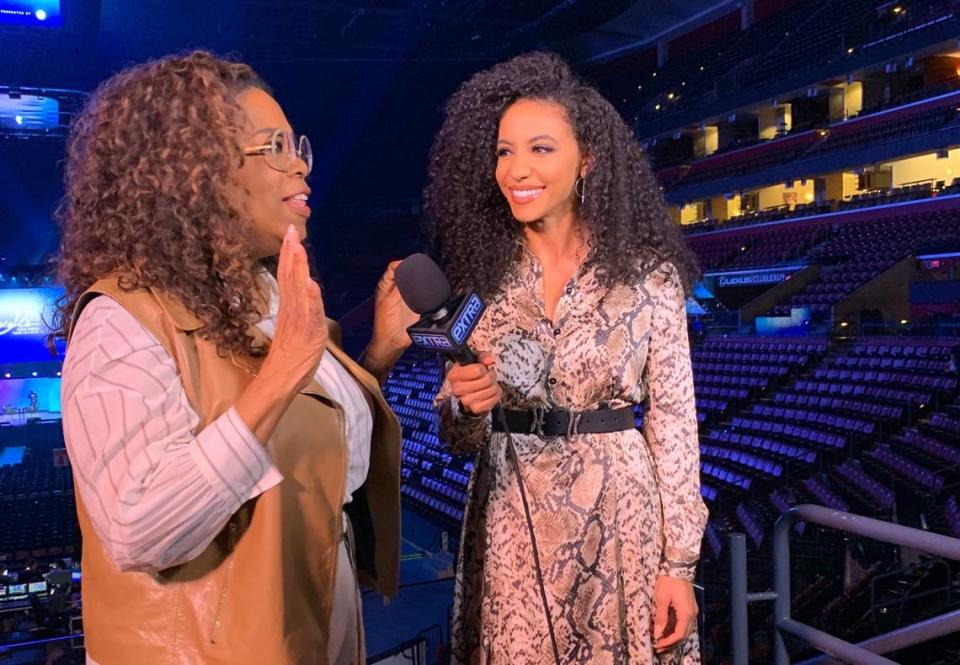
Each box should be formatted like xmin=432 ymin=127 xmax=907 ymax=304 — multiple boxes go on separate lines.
xmin=427 ymin=52 xmax=708 ymax=664
xmin=55 ymin=50 xmax=414 ymax=665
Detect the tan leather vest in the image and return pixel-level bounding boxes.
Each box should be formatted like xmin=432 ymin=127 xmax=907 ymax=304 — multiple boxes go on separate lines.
xmin=67 ymin=278 xmax=401 ymax=664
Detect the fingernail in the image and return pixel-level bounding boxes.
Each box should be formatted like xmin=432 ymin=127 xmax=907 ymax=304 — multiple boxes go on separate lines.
xmin=285 ymin=224 xmax=296 ymax=242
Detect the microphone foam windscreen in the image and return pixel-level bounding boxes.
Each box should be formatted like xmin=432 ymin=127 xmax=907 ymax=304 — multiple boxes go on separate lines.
xmin=394 ymin=253 xmax=452 ymax=315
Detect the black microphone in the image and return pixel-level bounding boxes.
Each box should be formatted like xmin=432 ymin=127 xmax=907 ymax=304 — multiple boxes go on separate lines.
xmin=394 ymin=253 xmax=484 ymax=365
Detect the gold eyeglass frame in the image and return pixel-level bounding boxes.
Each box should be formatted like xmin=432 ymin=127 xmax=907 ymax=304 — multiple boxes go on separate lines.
xmin=242 ymin=128 xmax=313 ymax=176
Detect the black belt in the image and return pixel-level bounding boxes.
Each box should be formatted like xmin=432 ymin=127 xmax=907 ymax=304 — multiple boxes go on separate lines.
xmin=492 ymin=405 xmax=638 ymax=438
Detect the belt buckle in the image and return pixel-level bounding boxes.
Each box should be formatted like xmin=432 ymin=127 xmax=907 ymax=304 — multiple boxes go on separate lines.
xmin=529 ymin=405 xmax=547 ymax=437
xmin=565 ymin=410 xmax=582 ymax=438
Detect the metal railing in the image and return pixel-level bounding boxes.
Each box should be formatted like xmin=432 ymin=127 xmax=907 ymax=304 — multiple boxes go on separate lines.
xmin=729 ymin=504 xmax=960 ymax=664
xmin=367 ymin=635 xmax=429 ymax=664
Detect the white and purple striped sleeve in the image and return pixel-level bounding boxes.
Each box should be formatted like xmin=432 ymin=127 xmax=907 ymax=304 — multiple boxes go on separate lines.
xmin=61 ymin=296 xmax=283 ymax=573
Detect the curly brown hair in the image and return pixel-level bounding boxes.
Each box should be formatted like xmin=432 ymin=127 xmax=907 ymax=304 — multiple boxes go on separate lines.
xmin=423 ymin=52 xmax=698 ymax=298
xmin=53 ymin=50 xmax=273 ymax=356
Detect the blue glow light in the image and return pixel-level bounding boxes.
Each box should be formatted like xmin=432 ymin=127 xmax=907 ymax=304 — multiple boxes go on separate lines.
xmin=2 ymin=95 xmax=60 ymax=132
xmin=0 ymin=287 xmax=66 ymax=362
xmin=0 ymin=1 xmax=61 ymax=27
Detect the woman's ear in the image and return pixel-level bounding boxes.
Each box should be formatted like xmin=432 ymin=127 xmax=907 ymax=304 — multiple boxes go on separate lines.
xmin=580 ymin=151 xmax=595 ymax=178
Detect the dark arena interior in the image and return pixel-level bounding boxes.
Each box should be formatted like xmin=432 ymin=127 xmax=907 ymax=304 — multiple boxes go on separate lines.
xmin=3 ymin=1 xmax=960 ymax=663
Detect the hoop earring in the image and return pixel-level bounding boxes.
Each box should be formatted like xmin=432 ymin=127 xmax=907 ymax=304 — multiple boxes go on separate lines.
xmin=575 ymin=177 xmax=585 ymax=204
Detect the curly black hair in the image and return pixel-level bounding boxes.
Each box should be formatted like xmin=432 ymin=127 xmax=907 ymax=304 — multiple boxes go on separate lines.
xmin=423 ymin=51 xmax=698 ymax=298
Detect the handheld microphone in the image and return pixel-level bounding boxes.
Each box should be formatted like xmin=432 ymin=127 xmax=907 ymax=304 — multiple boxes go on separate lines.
xmin=394 ymin=253 xmax=484 ymax=366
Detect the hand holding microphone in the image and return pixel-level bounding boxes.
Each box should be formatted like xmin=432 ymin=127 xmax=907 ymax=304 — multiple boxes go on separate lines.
xmin=370 ymin=260 xmax=418 ymax=359
xmin=393 ymin=253 xmax=501 ymax=416
xmin=447 ymin=352 xmax=501 ymax=416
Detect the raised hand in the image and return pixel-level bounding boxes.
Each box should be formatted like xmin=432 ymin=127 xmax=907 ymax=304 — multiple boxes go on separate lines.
xmin=262 ymin=224 xmax=328 ymax=392
xmin=235 ymin=225 xmax=330 ymax=444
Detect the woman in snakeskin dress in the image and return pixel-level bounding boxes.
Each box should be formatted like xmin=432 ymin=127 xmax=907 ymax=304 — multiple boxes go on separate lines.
xmin=425 ymin=52 xmax=708 ymax=664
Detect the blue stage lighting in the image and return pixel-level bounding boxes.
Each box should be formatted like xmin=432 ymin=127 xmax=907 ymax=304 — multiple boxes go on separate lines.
xmin=0 ymin=287 xmax=66 ymax=362
xmin=14 ymin=115 xmax=22 ymax=125
xmin=0 ymin=1 xmax=61 ymax=27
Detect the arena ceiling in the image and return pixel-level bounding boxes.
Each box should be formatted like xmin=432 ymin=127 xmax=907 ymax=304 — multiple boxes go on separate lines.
xmin=0 ymin=0 xmax=732 ymax=266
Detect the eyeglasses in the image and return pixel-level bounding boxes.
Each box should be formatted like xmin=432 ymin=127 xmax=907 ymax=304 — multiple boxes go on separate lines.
xmin=243 ymin=128 xmax=313 ymax=176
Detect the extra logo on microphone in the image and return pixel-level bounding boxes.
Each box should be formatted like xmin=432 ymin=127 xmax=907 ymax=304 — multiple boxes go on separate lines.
xmin=451 ymin=293 xmax=483 ymax=345
xmin=409 ymin=332 xmax=455 ymax=350
xmin=406 ymin=291 xmax=486 ymax=355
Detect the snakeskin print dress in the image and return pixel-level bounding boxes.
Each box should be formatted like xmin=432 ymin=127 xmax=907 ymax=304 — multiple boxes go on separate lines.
xmin=436 ymin=246 xmax=708 ymax=665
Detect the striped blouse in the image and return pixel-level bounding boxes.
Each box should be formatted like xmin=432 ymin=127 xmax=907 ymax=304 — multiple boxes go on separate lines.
xmin=61 ymin=278 xmax=372 ymax=576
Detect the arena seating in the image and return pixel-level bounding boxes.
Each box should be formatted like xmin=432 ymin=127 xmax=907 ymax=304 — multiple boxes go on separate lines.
xmin=0 ymin=422 xmax=78 ymax=564
xmin=383 ymin=353 xmax=473 ymax=527
xmin=773 ymin=210 xmax=960 ymax=315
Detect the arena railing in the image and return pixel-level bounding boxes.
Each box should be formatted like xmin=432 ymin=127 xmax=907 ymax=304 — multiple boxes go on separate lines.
xmin=729 ymin=504 xmax=960 ymax=664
